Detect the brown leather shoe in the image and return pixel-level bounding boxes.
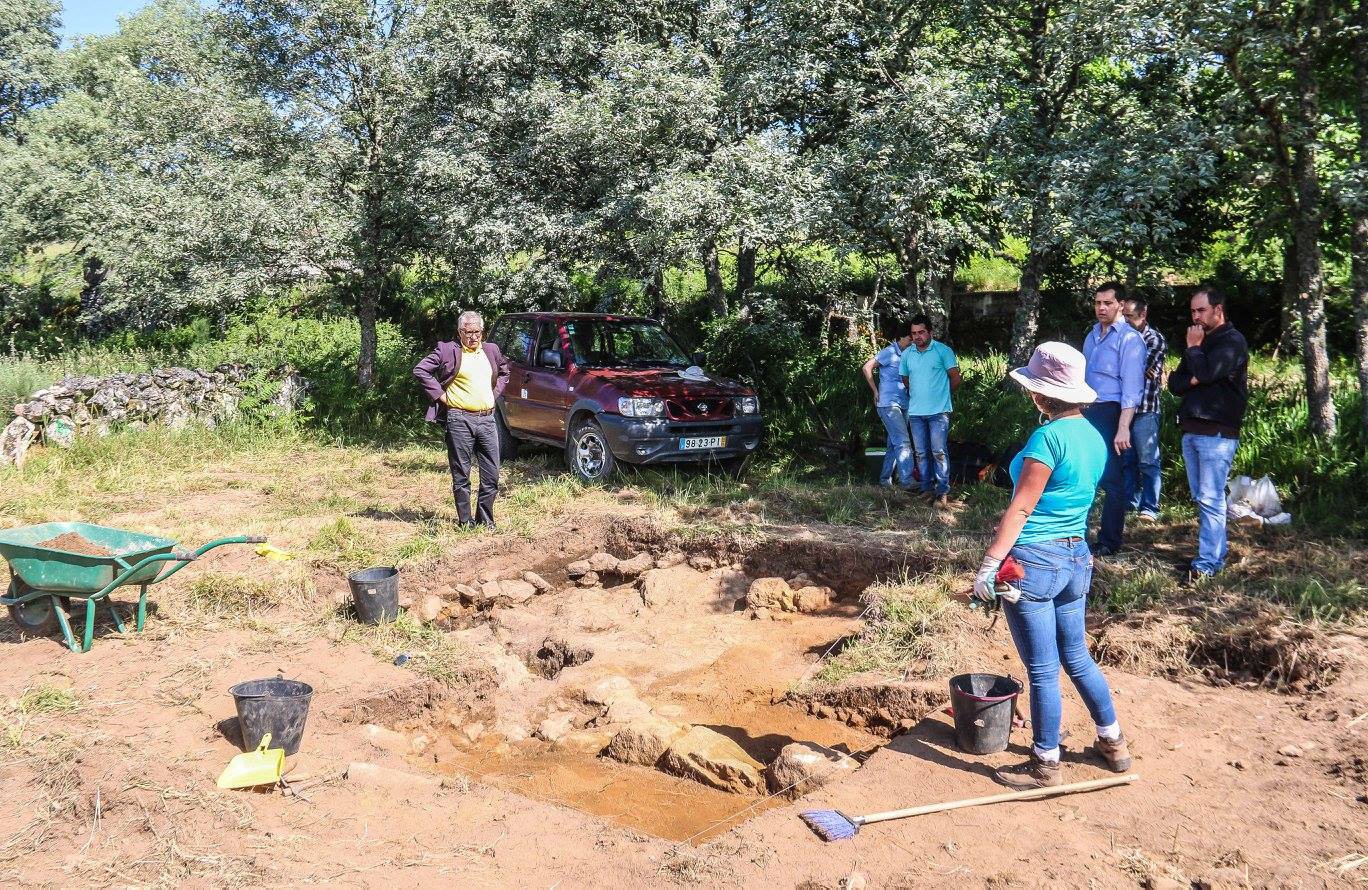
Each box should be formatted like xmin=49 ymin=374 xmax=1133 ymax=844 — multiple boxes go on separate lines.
xmin=994 ymin=755 xmax=1062 ymax=789
xmin=1094 ymin=734 xmax=1132 ymax=772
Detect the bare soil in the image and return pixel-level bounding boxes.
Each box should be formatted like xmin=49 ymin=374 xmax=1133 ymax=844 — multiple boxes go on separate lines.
xmin=0 ymin=486 xmax=1365 ymax=887
xmin=34 ymin=532 xmax=112 ymax=557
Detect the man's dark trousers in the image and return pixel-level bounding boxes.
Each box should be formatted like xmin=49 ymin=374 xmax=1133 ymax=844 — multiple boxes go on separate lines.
xmin=1083 ymin=401 xmax=1125 ymax=552
xmin=445 ymin=409 xmax=500 ymax=526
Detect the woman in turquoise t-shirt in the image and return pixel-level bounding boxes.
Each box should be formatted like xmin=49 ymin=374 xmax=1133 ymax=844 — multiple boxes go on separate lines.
xmin=972 ymin=342 xmax=1133 ymax=789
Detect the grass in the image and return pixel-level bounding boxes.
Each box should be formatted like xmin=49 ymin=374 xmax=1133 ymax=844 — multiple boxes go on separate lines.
xmin=332 ymin=610 xmax=482 ymax=686
xmin=813 ymin=572 xmax=961 ymax=684
xmin=1 ymin=683 xmax=80 ymax=750
xmin=181 ymin=571 xmax=308 ymax=619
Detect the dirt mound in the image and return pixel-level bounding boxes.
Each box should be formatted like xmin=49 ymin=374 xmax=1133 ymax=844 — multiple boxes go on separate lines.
xmin=1193 ymin=603 xmax=1342 ymax=693
xmin=1092 ymin=613 xmax=1199 ymax=677
xmin=36 ymin=531 xmax=112 ymax=556
xmin=1092 ymin=602 xmax=1342 ymax=694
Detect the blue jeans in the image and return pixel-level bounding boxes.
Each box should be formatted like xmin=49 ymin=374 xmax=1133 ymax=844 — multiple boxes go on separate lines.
xmin=1182 ymin=433 xmax=1239 ymax=575
xmin=876 ymin=404 xmax=914 ymax=487
xmin=1002 ymin=540 xmax=1118 ymax=753
xmin=1082 ymin=401 xmax=1125 ymax=550
xmin=908 ymin=412 xmax=950 ymax=494
xmin=1122 ymin=411 xmax=1161 ymax=515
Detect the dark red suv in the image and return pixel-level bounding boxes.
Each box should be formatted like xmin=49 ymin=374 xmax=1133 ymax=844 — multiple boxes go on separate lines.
xmin=485 ymin=312 xmax=763 ymax=481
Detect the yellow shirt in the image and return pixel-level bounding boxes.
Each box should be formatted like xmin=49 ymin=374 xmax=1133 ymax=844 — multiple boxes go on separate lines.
xmin=444 ymin=346 xmax=495 ymax=411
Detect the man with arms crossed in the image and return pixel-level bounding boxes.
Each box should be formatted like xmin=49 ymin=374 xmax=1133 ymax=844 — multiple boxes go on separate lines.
xmin=862 ymin=323 xmax=916 ymax=490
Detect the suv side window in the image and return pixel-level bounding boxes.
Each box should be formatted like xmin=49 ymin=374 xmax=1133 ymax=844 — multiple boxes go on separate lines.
xmin=496 ymin=317 xmax=536 ymax=365
xmin=534 ymin=321 xmax=563 ymax=368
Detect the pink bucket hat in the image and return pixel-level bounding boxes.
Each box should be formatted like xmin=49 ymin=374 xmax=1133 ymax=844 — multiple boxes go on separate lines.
xmin=1009 ymin=342 xmax=1098 ymax=404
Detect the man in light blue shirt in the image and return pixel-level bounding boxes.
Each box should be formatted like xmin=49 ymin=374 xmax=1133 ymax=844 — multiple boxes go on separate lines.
xmin=862 ymin=324 xmax=915 ymax=489
xmin=899 ymin=314 xmax=961 ymax=504
xmin=1081 ymin=282 xmax=1147 ymax=555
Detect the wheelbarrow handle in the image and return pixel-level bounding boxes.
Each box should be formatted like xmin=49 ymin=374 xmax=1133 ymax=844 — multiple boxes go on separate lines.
xmin=171 ymin=550 xmax=199 ymax=562
xmin=244 ymin=535 xmax=267 ymax=544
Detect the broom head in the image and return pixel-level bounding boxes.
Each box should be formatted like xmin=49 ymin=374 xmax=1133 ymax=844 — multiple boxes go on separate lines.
xmin=799 ymin=809 xmax=859 ymax=841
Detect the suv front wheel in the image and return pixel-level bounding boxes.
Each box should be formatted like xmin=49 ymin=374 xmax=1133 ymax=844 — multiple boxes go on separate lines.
xmin=567 ymin=418 xmax=616 ymax=482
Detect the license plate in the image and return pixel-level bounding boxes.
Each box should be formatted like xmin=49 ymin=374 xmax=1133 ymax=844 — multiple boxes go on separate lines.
xmin=680 ymin=436 xmax=726 ymax=450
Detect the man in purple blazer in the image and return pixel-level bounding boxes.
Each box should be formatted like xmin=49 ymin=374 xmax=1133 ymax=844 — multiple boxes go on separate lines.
xmin=413 ymin=311 xmax=511 ymax=528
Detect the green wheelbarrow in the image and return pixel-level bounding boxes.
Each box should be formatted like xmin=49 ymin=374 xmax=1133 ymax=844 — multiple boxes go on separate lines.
xmin=0 ymin=522 xmax=266 ymax=653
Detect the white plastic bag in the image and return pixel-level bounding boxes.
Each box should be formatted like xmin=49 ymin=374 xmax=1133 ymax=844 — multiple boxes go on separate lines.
xmin=1227 ymin=474 xmax=1287 ymax=522
xmin=1247 ymin=476 xmax=1282 ymax=517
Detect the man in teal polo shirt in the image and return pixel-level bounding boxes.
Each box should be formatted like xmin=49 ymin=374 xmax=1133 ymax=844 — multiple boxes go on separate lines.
xmin=899 ymin=314 xmax=961 ymax=505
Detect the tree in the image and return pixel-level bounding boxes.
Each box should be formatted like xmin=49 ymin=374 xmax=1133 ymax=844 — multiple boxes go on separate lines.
xmin=816 ymin=60 xmax=997 ymax=328
xmin=0 ymin=0 xmax=312 ymax=332
xmin=219 ymin=0 xmax=506 ymax=386
xmin=1350 ymin=0 xmax=1368 ymax=437
xmin=1196 ymin=0 xmax=1340 ymax=439
xmin=962 ymin=0 xmax=1195 ymax=364
xmin=0 ymin=0 xmax=60 ymax=140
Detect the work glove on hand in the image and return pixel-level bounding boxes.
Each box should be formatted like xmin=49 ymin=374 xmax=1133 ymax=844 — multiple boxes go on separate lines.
xmin=973 ymin=554 xmax=1003 ymax=603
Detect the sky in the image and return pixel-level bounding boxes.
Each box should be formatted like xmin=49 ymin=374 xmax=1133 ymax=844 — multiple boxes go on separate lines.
xmin=59 ymin=1 xmax=154 ymax=42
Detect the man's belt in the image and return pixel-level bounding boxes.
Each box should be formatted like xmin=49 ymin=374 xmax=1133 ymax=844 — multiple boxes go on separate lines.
xmin=449 ymin=406 xmax=495 ymax=416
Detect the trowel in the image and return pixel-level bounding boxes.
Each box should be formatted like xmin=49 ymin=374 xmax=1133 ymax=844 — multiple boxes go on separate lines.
xmin=216 ymin=732 xmax=286 ymax=790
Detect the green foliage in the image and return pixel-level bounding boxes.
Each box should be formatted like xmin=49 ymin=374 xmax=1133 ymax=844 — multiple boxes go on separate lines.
xmin=948 ymin=352 xmax=1037 ymax=454
xmin=703 ymin=300 xmax=871 ymax=456
xmin=1160 ymin=357 xmax=1366 ymax=533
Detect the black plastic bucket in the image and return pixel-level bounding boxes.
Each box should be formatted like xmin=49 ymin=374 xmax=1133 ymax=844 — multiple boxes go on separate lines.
xmin=230 ymin=677 xmax=314 ymax=756
xmin=348 ymin=566 xmax=399 ymax=624
xmin=949 ymin=673 xmax=1022 ymax=755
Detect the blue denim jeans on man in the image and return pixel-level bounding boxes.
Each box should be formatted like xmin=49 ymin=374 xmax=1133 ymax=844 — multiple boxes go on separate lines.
xmin=1082 ymin=401 xmax=1126 ymax=551
xmin=1002 ymin=539 xmax=1118 ymax=755
xmin=1182 ymin=433 xmax=1239 ymax=575
xmin=908 ymin=412 xmax=950 ymax=494
xmin=1122 ymin=411 xmax=1161 ymax=515
xmin=876 ymin=404 xmax=914 ymax=488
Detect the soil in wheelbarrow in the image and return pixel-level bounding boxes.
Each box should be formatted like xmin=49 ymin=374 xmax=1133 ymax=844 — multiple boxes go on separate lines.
xmin=35 ymin=532 xmax=113 ymax=557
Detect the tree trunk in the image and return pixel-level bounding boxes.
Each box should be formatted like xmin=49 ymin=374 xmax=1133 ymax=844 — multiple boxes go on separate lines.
xmin=1355 ymin=0 xmax=1368 ymax=438
xmin=1009 ymin=196 xmax=1049 ymax=367
xmin=1278 ymin=235 xmax=1301 ymax=357
xmin=1354 ymin=218 xmax=1368 ymax=438
xmin=645 ymin=267 xmax=666 ymax=321
xmin=1010 ymin=252 xmax=1044 ymax=367
xmin=356 ymin=277 xmax=379 ymax=390
xmin=701 ymin=238 xmax=727 ymax=317
xmin=1291 ymin=4 xmax=1337 ymax=440
xmin=735 ymin=236 xmax=756 ymax=304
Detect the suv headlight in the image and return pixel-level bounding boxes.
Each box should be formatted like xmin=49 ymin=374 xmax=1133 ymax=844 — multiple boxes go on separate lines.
xmin=618 ymin=397 xmax=665 ymax=418
xmin=733 ymin=396 xmax=760 ymax=415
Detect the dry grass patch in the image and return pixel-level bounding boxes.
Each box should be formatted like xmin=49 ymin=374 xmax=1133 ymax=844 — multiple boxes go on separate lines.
xmin=813 ymin=572 xmax=963 ymax=684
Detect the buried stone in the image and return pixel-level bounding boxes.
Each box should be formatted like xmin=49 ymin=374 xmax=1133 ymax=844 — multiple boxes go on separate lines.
xmin=659 ymin=726 xmax=765 ymax=795
xmin=527 ymin=637 xmax=594 ymax=679
xmin=765 ymin=742 xmax=858 ymax=798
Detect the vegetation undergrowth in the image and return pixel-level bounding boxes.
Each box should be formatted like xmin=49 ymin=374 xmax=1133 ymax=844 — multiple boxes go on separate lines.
xmin=813 ymin=572 xmax=962 ymax=685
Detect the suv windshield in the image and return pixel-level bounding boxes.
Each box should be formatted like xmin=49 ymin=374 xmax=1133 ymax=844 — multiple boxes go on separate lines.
xmin=564 ymin=319 xmax=692 ymax=369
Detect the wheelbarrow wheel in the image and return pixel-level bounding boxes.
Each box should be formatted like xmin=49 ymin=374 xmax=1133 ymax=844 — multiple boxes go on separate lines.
xmin=6 ymin=580 xmax=62 ymax=637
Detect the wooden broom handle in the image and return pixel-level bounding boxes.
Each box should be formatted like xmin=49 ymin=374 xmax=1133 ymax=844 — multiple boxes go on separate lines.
xmin=860 ymin=774 xmax=1139 ymax=824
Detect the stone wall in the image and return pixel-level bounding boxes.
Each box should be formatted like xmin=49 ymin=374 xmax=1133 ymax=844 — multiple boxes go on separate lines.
xmin=0 ymin=364 xmax=306 ymax=466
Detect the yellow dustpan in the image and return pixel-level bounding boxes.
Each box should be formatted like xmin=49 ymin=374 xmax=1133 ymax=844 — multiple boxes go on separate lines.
xmin=217 ymin=733 xmax=286 ymax=790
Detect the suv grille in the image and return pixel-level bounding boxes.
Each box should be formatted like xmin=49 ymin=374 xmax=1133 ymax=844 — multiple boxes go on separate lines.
xmin=665 ymin=398 xmax=734 ymax=421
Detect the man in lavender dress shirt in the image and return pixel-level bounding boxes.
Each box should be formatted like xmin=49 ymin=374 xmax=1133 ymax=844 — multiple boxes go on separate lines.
xmin=1081 ymin=282 xmax=1146 ymax=556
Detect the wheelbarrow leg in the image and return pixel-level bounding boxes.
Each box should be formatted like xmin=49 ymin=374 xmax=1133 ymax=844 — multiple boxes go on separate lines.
xmin=51 ymin=598 xmax=79 ymax=653
xmin=81 ymin=597 xmax=96 ymax=653
xmin=136 ymin=585 xmax=148 ymax=632
xmin=105 ymin=596 xmax=127 ymax=634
